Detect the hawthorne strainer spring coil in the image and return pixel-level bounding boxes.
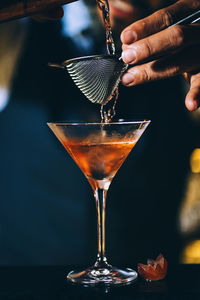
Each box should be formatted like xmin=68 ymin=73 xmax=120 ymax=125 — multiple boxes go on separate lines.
xmin=49 ymin=55 xmax=128 ymax=105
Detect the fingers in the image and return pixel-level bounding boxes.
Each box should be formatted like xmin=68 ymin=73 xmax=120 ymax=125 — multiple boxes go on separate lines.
xmin=185 ymin=73 xmax=200 ymax=111
xmin=121 ymin=59 xmax=178 ymax=86
xmin=121 ymin=0 xmax=200 ymax=45
xmin=121 ymin=23 xmax=200 ymax=65
xmin=121 ymin=44 xmax=200 ymax=86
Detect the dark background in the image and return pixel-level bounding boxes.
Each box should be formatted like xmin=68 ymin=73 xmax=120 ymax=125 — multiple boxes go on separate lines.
xmin=0 ymin=2 xmax=197 ymax=267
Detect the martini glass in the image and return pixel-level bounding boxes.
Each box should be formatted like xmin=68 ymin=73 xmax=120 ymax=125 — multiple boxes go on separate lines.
xmin=48 ymin=120 xmax=150 ymax=286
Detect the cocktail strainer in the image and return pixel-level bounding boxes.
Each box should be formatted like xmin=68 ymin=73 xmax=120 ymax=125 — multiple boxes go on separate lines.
xmin=49 ymin=55 xmax=128 ymax=105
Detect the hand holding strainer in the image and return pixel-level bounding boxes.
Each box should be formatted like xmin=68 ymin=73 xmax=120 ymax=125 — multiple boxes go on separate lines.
xmin=49 ymin=10 xmax=200 ymax=106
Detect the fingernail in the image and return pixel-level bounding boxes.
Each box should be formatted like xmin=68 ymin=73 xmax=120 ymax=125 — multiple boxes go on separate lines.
xmin=122 ymin=30 xmax=136 ymax=44
xmin=122 ymin=49 xmax=136 ymax=64
xmin=121 ymin=72 xmax=134 ymax=86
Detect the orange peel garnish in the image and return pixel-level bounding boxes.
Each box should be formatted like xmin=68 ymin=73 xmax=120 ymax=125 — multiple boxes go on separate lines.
xmin=138 ymin=254 xmax=168 ymax=281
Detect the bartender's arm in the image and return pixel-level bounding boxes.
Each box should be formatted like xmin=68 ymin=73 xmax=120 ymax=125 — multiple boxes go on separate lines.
xmin=120 ymin=0 xmax=200 ymax=111
xmin=0 ymin=0 xmax=78 ymax=22
xmin=34 ymin=0 xmax=78 ymax=20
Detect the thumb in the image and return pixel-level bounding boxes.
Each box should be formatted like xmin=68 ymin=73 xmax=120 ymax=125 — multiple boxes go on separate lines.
xmin=185 ymin=72 xmax=200 ymax=111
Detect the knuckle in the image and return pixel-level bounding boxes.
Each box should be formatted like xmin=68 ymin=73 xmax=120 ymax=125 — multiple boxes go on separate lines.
xmin=167 ymin=64 xmax=180 ymax=77
xmin=172 ymin=65 xmax=180 ymax=76
xmin=161 ymin=9 xmax=174 ymax=27
xmin=191 ymin=0 xmax=200 ymax=10
xmin=140 ymin=19 xmax=150 ymax=34
xmin=160 ymin=60 xmax=180 ymax=76
xmin=141 ymin=67 xmax=151 ymax=82
xmin=141 ymin=39 xmax=152 ymax=58
xmin=191 ymin=73 xmax=200 ymax=85
xmin=170 ymin=25 xmax=185 ymax=48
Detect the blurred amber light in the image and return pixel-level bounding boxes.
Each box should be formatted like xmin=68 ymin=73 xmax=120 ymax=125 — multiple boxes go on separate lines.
xmin=181 ymin=240 xmax=200 ymax=264
xmin=190 ymin=148 xmax=200 ymax=173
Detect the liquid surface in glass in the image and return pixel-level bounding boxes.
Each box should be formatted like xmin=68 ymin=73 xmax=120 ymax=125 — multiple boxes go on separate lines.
xmin=63 ymin=138 xmax=136 ymax=189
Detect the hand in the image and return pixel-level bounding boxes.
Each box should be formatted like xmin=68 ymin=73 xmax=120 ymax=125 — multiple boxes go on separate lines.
xmin=120 ymin=0 xmax=200 ymax=111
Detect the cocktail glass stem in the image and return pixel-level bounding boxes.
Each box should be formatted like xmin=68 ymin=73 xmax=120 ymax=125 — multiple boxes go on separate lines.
xmin=94 ymin=187 xmax=108 ymax=268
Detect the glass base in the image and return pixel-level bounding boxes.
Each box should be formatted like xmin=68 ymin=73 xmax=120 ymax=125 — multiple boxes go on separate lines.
xmin=67 ymin=264 xmax=137 ymax=286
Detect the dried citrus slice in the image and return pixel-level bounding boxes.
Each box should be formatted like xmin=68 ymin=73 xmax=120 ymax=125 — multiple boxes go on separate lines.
xmin=138 ymin=254 xmax=167 ymax=281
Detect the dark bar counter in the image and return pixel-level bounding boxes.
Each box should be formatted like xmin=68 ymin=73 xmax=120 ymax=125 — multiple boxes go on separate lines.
xmin=0 ymin=264 xmax=199 ymax=299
